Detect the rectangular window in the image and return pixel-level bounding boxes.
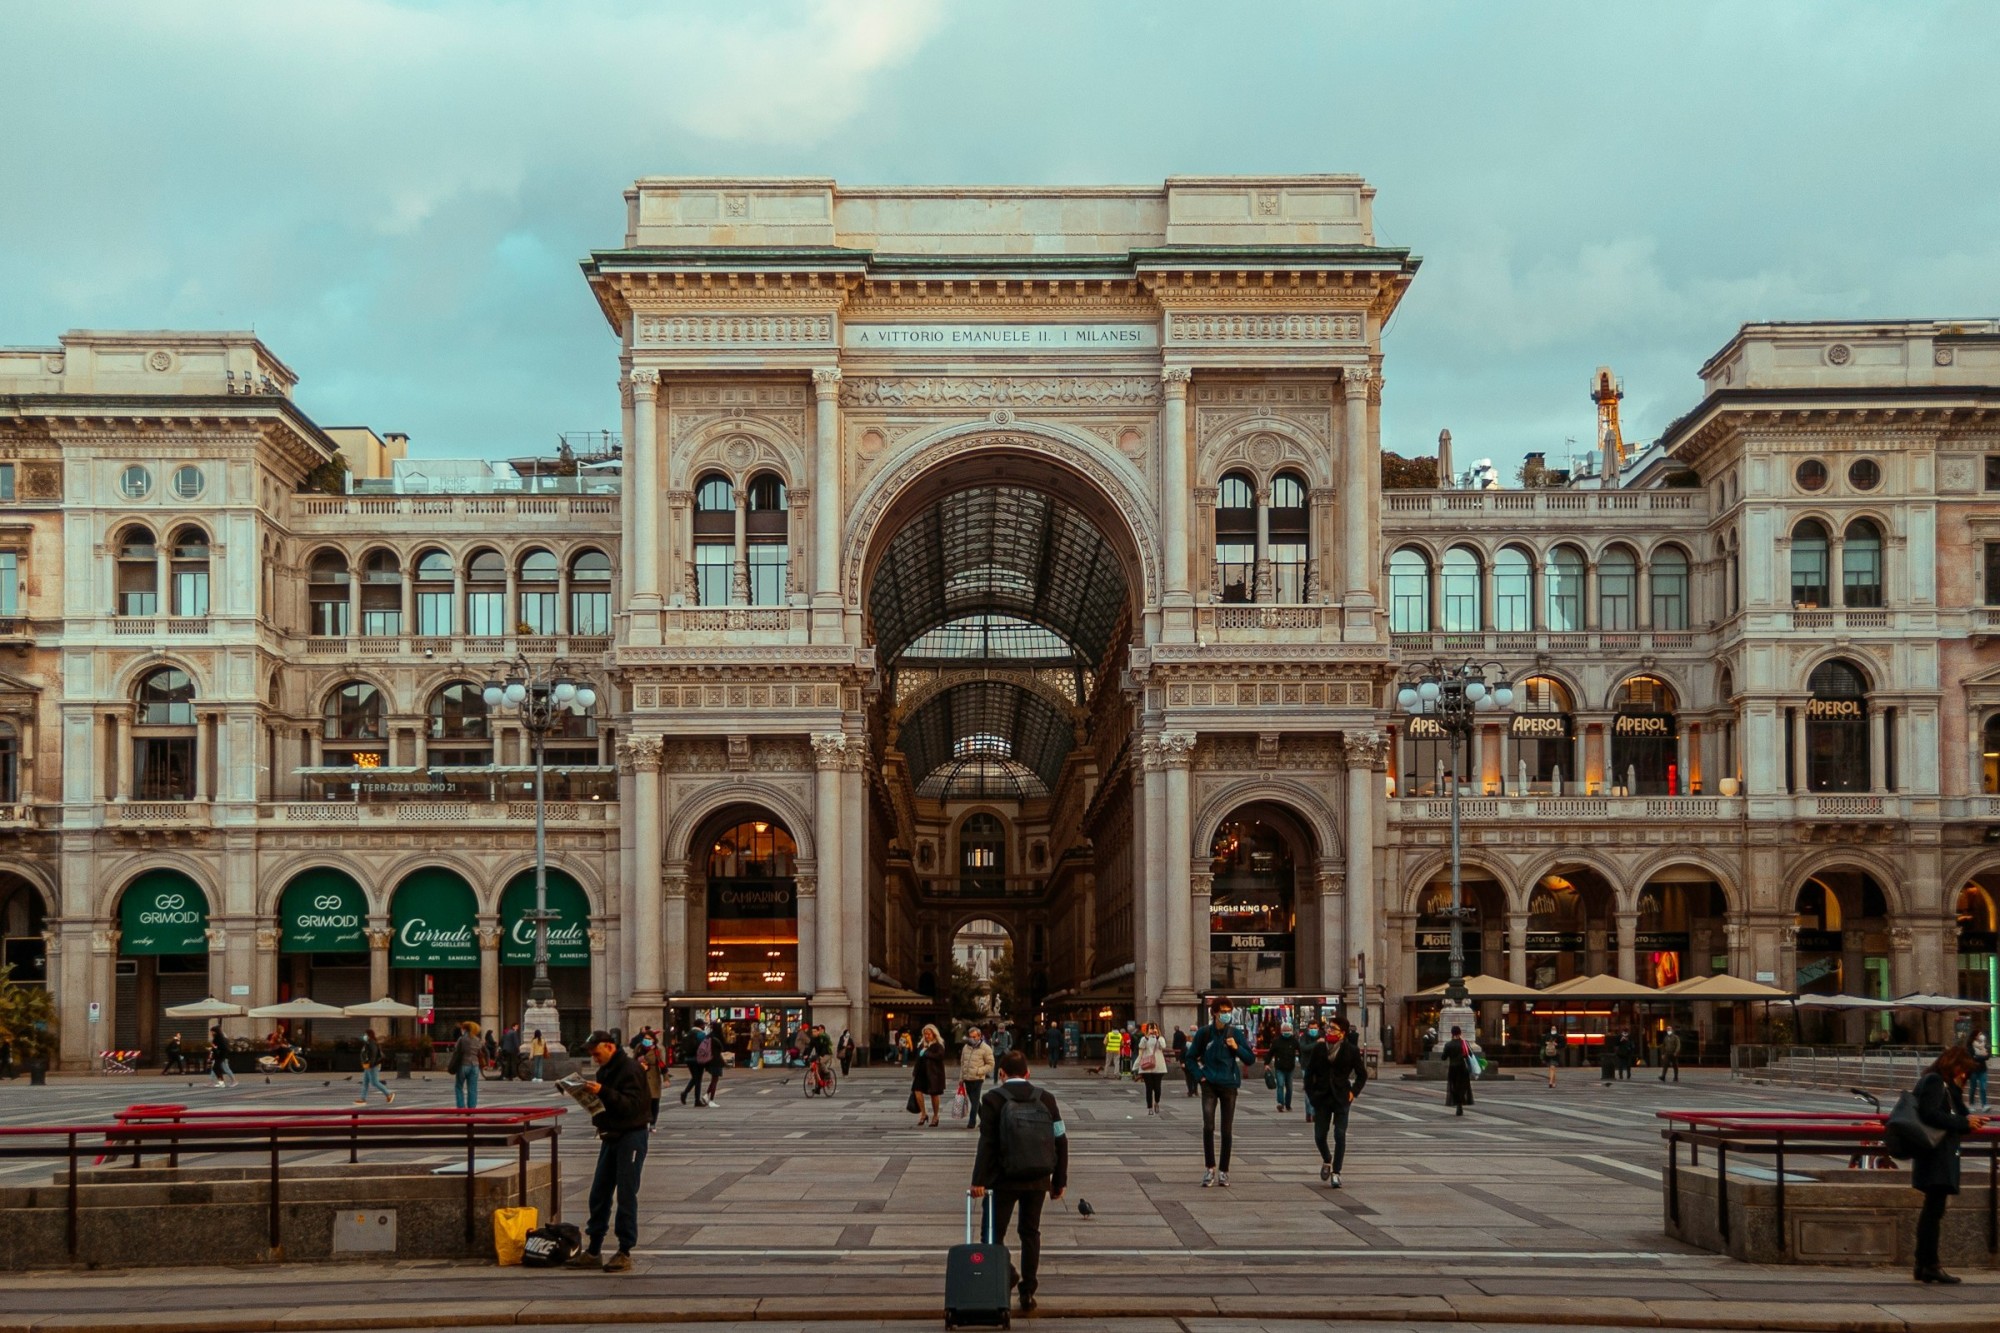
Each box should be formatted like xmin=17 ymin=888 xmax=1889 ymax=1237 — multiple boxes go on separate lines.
xmin=1651 ymin=571 xmax=1689 ymax=630
xmin=121 ymin=589 xmax=159 ymax=616
xmin=310 ymin=597 xmax=349 ymax=637
xmin=1842 ymin=546 xmax=1883 ymax=608
xmin=0 ymin=551 xmax=16 ymax=617
xmin=748 ymin=542 xmax=787 ymax=607
xmin=1216 ymin=542 xmax=1255 ymax=604
xmin=0 ymin=464 xmax=13 ymax=500
xmin=1268 ymin=541 xmax=1307 ymax=604
xmin=1494 ymin=571 xmax=1531 ymax=632
xmin=416 ymin=590 xmax=454 ymax=637
xmin=1986 ymin=457 xmax=2000 ymax=491
xmin=1790 ymin=548 xmax=1829 ymax=608
xmin=466 ymin=590 xmax=505 ymax=636
xmin=1598 ymin=569 xmax=1636 ymax=630
xmin=134 ymin=737 xmax=196 ymax=801
xmin=172 ymin=570 xmax=209 ymax=617
xmin=1546 ymin=566 xmax=1582 ymax=632
xmin=361 ymin=608 xmax=402 ymax=637
xmin=570 ymin=591 xmax=610 ymax=636
xmin=1884 ymin=707 xmax=1897 ymax=792
xmin=695 ymin=543 xmax=733 ymax=607
xmin=1985 ymin=544 xmax=2000 ymax=606
xmin=518 ymin=590 xmax=557 ymax=635
xmin=0 ymin=731 xmax=15 ymax=802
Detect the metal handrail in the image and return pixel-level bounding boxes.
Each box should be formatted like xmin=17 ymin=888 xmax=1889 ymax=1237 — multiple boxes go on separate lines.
xmin=1658 ymin=1110 xmax=1998 ymax=1259
xmin=0 ymin=1107 xmax=565 ymax=1261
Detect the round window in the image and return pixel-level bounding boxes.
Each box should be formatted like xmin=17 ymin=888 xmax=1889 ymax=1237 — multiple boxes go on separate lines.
xmin=171 ymin=465 xmax=204 ymax=500
xmin=1795 ymin=459 xmax=1828 ymax=492
xmin=119 ymin=465 xmax=152 ymax=499
xmin=1848 ymin=458 xmax=1881 ymax=491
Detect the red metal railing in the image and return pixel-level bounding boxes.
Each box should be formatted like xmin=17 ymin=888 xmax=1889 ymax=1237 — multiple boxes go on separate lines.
xmin=1658 ymin=1109 xmax=1999 ymax=1258
xmin=0 ymin=1106 xmax=566 ymax=1260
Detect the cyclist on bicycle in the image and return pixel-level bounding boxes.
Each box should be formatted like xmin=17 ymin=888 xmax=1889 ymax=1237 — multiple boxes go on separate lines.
xmin=805 ymin=1025 xmax=837 ymax=1092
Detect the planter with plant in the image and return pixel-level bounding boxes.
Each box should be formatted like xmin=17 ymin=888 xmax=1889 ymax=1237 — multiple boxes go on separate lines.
xmin=0 ymin=964 xmax=59 ymax=1083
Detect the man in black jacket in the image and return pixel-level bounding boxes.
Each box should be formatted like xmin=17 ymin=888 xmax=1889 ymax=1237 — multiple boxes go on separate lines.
xmin=970 ymin=1049 xmax=1069 ymax=1314
xmin=573 ymin=1029 xmax=650 ymax=1272
xmin=1303 ymin=1016 xmax=1368 ymax=1188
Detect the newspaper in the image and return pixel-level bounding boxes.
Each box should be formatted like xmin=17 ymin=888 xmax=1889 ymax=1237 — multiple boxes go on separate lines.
xmin=555 ymin=1071 xmax=603 ymax=1117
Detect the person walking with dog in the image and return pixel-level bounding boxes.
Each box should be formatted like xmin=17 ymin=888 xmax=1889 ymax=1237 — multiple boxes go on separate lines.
xmin=969 ymin=1049 xmax=1068 ymax=1316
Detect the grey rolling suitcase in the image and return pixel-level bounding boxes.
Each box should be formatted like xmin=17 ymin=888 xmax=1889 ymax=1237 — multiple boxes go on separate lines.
xmin=943 ymin=1192 xmax=1011 ymax=1328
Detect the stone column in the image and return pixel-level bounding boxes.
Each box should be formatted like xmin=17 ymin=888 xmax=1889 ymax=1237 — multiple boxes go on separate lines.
xmin=1615 ymin=910 xmax=1640 ymax=982
xmin=662 ymin=866 xmax=689 ymax=997
xmin=254 ymin=926 xmax=282 ymax=1012
xmin=1318 ymin=867 xmax=1347 ymax=995
xmin=1161 ymin=368 xmax=1193 ymax=608
xmin=1480 ymin=560 xmax=1496 ymax=632
xmin=794 ymin=873 xmax=818 ymax=998
xmin=1139 ymin=738 xmax=1166 ymax=1015
xmin=1508 ymin=911 xmax=1531 ymax=986
xmin=1341 ymin=368 xmax=1373 ymax=608
xmin=111 ymin=711 xmax=128 ymax=801
xmin=1344 ymin=731 xmax=1387 ymax=1018
xmin=811 ymin=368 xmax=843 ymax=629
xmin=665 ymin=492 xmax=692 ymax=607
xmin=477 ymin=922 xmax=501 ymax=1035
xmin=731 ymin=491 xmax=750 ymax=606
xmin=628 ymin=369 xmax=663 ymax=642
xmin=589 ymin=926 xmax=610 ymax=1033
xmin=1869 ymin=707 xmax=1887 ymax=792
xmin=810 ymin=734 xmax=850 ymax=1012
xmin=842 ymin=748 xmax=868 ymax=1038
xmin=366 ymin=923 xmax=392 ymax=1005
xmin=622 ymin=734 xmax=665 ymax=1027
xmin=1253 ymin=485 xmax=1272 ymax=603
xmin=1159 ymin=731 xmax=1197 ymax=1024
xmin=1583 ymin=562 xmax=1600 ymax=632
xmin=1637 ymin=564 xmax=1652 ymax=631
xmin=194 ymin=712 xmax=212 ymax=802
xmin=1792 ymin=709 xmax=1810 ymax=793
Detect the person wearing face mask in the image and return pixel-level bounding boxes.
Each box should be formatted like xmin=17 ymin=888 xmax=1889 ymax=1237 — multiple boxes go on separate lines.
xmin=1189 ymin=997 xmax=1255 ymax=1187
xmin=959 ymin=1027 xmax=995 ymax=1129
xmin=1303 ymin=1016 xmax=1368 ymax=1187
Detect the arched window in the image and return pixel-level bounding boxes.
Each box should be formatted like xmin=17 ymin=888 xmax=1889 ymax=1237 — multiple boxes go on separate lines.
xmin=134 ymin=668 xmax=196 ymax=800
xmin=359 ymin=549 xmax=401 ymax=636
xmin=1389 ymin=547 xmax=1431 ymax=633
xmin=1598 ymin=545 xmax=1638 ymax=630
xmin=745 ymin=473 xmax=788 ymax=607
xmin=1268 ymin=471 xmax=1310 ymax=603
xmin=1650 ymin=546 xmax=1689 ymax=630
xmin=414 ymin=548 xmax=453 ymax=636
xmin=1545 ymin=545 xmax=1584 ymax=632
xmin=959 ymin=813 xmax=1007 ymax=895
xmin=693 ymin=473 xmax=735 ymax=607
xmin=1441 ymin=546 xmax=1481 ymax=632
xmin=1806 ymin=659 xmax=1870 ymax=792
xmin=1511 ymin=675 xmax=1575 ymax=791
xmin=1215 ymin=472 xmax=1256 ymax=604
xmin=322 ymin=683 xmax=387 ymax=769
xmin=308 ymin=550 xmax=349 ymax=636
xmin=704 ymin=817 xmax=798 ymax=992
xmin=465 ymin=549 xmax=505 ymax=636
xmin=1842 ymin=519 xmax=1883 ymax=608
xmin=1493 ymin=546 xmax=1532 ymax=632
xmin=169 ymin=526 xmax=210 ymax=618
xmin=1727 ymin=533 xmax=1741 ymax=617
xmin=1611 ymin=674 xmax=1680 ymax=794
xmin=117 ymin=525 xmax=159 ymax=616
xmin=517 ymin=549 xmax=558 ymax=634
xmin=1790 ymin=519 xmax=1830 ymax=608
xmin=1208 ymin=810 xmax=1299 ymax=989
xmin=427 ymin=683 xmax=491 ymax=767
xmin=569 ymin=549 xmax=612 ymax=636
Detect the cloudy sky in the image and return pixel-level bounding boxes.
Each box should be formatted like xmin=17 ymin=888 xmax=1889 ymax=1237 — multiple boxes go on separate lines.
xmin=5 ymin=1 xmax=1995 ymax=478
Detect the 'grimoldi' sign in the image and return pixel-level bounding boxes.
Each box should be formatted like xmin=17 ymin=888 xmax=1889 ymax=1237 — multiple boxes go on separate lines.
xmin=842 ymin=323 xmax=1158 ymax=351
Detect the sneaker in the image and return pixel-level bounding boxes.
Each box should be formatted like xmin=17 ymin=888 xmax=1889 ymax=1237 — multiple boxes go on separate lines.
xmin=1329 ymin=1173 xmax=1342 ymax=1189
xmin=1320 ymin=1163 xmax=1331 ymax=1181
xmin=602 ymin=1251 xmax=632 ymax=1273
xmin=1202 ymin=1169 xmax=1215 ymax=1187
xmin=569 ymin=1250 xmax=603 ymax=1270
xmin=1217 ymin=1171 xmax=1230 ymax=1188
xmin=353 ymin=1099 xmax=366 ymax=1106
xmin=386 ymin=1093 xmax=394 ymax=1105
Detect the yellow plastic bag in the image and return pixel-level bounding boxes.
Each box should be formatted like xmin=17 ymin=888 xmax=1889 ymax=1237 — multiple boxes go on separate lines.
xmin=493 ymin=1205 xmax=538 ymax=1267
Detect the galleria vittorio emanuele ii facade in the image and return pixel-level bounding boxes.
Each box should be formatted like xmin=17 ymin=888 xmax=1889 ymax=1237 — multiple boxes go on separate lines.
xmin=4 ymin=175 xmax=1998 ymax=1069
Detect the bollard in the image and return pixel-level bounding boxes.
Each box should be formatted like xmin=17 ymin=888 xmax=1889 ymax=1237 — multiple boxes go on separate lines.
xmin=395 ymin=1052 xmax=413 ymax=1080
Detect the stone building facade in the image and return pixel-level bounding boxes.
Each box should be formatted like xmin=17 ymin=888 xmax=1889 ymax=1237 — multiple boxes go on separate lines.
xmin=3 ymin=178 xmax=1996 ymax=1068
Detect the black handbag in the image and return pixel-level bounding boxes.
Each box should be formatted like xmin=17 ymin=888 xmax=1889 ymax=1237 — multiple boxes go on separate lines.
xmin=1882 ymin=1090 xmax=1945 ymax=1160
xmin=906 ymin=1090 xmax=922 ymax=1115
xmin=521 ymin=1222 xmax=582 ymax=1268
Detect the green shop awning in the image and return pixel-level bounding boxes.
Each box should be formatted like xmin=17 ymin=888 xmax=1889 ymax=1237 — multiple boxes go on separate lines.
xmin=278 ymin=869 xmax=368 ymax=954
xmin=500 ymin=870 xmax=591 ymax=967
xmin=119 ymin=871 xmax=210 ymax=955
xmin=390 ymin=868 xmax=479 ymax=969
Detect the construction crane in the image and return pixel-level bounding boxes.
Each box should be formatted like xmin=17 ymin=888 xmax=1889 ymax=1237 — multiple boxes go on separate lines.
xmin=1592 ymin=366 xmax=1626 ymax=486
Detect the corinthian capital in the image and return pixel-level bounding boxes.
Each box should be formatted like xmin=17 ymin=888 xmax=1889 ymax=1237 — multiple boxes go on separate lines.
xmin=1157 ymin=730 xmax=1197 ymax=767
xmin=1161 ymin=365 xmax=1192 ymax=389
xmin=366 ymin=927 xmax=394 ymax=951
xmin=617 ymin=734 xmax=664 ymax=774
xmin=628 ymin=367 xmax=661 ymax=387
xmin=477 ymin=926 xmax=503 ymax=950
xmin=1343 ymin=730 xmax=1389 ymax=770
xmin=811 ymin=366 xmax=843 ymax=394
xmin=811 ymin=732 xmax=850 ymax=769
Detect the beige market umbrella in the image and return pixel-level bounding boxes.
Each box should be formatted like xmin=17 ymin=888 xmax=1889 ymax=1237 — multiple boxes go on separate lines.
xmin=1536 ymin=973 xmax=1660 ymax=1000
xmin=342 ymin=998 xmax=425 ymax=1018
xmin=248 ymin=998 xmax=349 ymax=1019
xmin=1668 ymin=974 xmax=1794 ymax=1002
xmin=1412 ymin=974 xmax=1542 ymax=1000
xmin=164 ymin=997 xmax=244 ymax=1018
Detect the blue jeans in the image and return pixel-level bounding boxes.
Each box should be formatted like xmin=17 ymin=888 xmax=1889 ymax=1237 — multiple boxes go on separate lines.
xmin=1971 ymin=1068 xmax=1989 ymax=1107
xmin=1273 ymin=1066 xmax=1294 ymax=1110
xmin=454 ymin=1066 xmax=479 ymax=1109
xmin=587 ymin=1128 xmax=649 ymax=1254
xmin=360 ymin=1066 xmax=388 ymax=1100
xmin=531 ymin=1055 xmax=544 ymax=1081
xmin=964 ymin=1077 xmax=984 ymax=1125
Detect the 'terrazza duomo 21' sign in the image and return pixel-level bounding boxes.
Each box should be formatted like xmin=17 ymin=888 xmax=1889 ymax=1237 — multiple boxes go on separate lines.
xmin=843 ymin=323 xmax=1158 ymax=351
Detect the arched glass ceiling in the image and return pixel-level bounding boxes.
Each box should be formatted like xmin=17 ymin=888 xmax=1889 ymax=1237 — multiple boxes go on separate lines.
xmin=916 ymin=756 xmax=1050 ymax=802
xmin=869 ymin=485 xmax=1127 ymax=668
xmin=899 ymin=680 xmax=1073 ymax=802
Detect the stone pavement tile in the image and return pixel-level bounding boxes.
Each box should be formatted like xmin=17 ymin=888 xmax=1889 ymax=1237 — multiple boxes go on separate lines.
xmin=1209 ymin=1295 xmax=1459 ymax=1321
xmin=751 ymin=1296 xmax=936 ymax=1320
xmin=1642 ymin=1299 xmax=1908 ymax=1332
xmin=682 ymin=1224 xmax=850 ymax=1245
xmin=268 ymin=1303 xmax=530 ymax=1331
xmin=515 ymin=1298 xmax=757 ymax=1326
xmin=1878 ymin=1308 xmax=2000 ymax=1333
xmin=1444 ymin=1294 xmax=1662 ymax=1326
xmin=31 ymin=1314 xmax=284 ymax=1333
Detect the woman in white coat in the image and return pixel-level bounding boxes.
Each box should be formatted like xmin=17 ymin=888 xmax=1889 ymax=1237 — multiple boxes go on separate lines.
xmin=1132 ymin=1023 xmax=1171 ymax=1114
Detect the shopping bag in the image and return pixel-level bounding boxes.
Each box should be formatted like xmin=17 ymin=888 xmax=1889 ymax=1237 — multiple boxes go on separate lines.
xmin=1467 ymin=1052 xmax=1484 ymax=1079
xmin=492 ymin=1205 xmax=538 ymax=1266
xmin=951 ymin=1083 xmax=969 ymax=1121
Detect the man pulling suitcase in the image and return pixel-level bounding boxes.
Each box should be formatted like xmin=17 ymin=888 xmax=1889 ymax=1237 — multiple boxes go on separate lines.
xmin=966 ymin=1049 xmax=1068 ymax=1317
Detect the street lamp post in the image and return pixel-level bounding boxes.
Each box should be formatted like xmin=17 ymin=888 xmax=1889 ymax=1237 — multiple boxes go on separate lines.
xmin=484 ymin=658 xmax=598 ymax=1022
xmin=1396 ymin=659 xmax=1513 ymax=1041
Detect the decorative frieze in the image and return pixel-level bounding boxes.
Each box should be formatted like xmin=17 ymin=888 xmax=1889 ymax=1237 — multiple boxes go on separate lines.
xmin=1167 ymin=311 xmax=1364 ymax=345
xmin=1166 ymin=680 xmax=1374 ymax=709
xmin=637 ymin=681 xmax=844 ymax=710
xmin=635 ymin=313 xmax=834 ymax=349
xmin=838 ymin=376 xmax=1160 ymax=408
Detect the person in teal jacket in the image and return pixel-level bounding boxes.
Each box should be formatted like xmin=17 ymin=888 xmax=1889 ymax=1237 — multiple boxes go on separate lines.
xmin=1188 ymin=997 xmax=1255 ymax=1187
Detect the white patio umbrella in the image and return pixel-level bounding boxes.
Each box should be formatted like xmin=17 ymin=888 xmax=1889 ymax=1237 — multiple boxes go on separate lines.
xmin=164 ymin=997 xmax=244 ymax=1018
xmin=1791 ymin=994 xmax=1895 ymax=1010
xmin=247 ymin=998 xmax=349 ymax=1019
xmin=342 ymin=997 xmax=424 ymax=1018
xmin=1893 ymin=992 xmax=1994 ymax=1011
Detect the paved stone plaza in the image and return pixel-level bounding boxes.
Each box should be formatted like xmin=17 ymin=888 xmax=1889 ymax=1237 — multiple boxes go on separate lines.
xmin=1 ymin=1064 xmax=1994 ymax=1331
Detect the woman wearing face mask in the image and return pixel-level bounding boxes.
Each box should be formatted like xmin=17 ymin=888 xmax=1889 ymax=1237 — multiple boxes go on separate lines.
xmin=1189 ymin=998 xmax=1255 ymax=1186
xmin=1132 ymin=1023 xmax=1169 ymax=1114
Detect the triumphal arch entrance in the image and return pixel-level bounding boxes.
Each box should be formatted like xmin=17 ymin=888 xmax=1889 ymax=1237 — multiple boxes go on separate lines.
xmin=587 ymin=176 xmax=1416 ymax=1048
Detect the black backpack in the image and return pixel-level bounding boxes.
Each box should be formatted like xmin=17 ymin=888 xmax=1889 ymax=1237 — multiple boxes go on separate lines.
xmin=998 ymin=1087 xmax=1058 ymax=1180
xmin=521 ymin=1222 xmax=582 ymax=1267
